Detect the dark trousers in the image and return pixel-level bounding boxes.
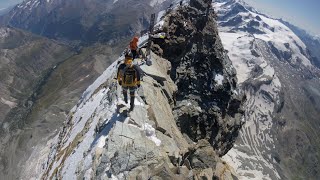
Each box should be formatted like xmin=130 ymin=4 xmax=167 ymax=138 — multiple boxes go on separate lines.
xmin=122 ymin=86 xmax=136 ymax=110
xmin=131 ymin=49 xmax=137 ymax=60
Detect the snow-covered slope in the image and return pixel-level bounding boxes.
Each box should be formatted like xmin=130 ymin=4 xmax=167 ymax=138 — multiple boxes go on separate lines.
xmin=214 ymin=0 xmax=312 ymax=82
xmin=213 ymin=0 xmax=320 ymax=179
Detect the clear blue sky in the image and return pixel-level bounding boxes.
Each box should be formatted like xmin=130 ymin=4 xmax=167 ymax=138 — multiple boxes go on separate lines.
xmin=0 ymin=0 xmax=319 ymax=35
xmin=244 ymin=0 xmax=320 ymax=35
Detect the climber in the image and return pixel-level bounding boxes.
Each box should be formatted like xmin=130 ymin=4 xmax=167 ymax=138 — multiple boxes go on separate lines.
xmin=129 ymin=36 xmax=139 ymax=60
xmin=117 ymin=51 xmax=141 ymax=111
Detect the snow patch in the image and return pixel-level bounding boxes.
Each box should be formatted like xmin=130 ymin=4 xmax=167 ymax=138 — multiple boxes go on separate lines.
xmin=2 ymin=122 xmax=9 ymax=129
xmin=215 ymin=74 xmax=224 ymax=85
xmin=62 ymin=89 xmax=108 ymax=149
xmin=97 ymin=135 xmax=108 ymax=148
xmin=219 ymin=32 xmax=255 ymax=83
xmin=150 ymin=0 xmax=166 ymax=7
xmin=80 ymin=60 xmax=118 ymax=103
xmin=0 ymin=97 xmax=17 ymax=108
xmin=111 ymin=173 xmax=125 ymax=180
xmin=0 ymin=28 xmax=10 ymax=39
xmin=138 ymin=33 xmax=149 ymax=47
xmin=58 ymin=89 xmax=117 ymax=179
xmin=157 ymin=10 xmax=166 ymax=23
xmin=142 ymin=123 xmax=161 ymax=146
xmin=134 ymin=98 xmax=144 ymax=106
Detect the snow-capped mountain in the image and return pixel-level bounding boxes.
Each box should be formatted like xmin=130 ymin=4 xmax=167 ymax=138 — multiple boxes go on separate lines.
xmin=279 ymin=19 xmax=320 ymax=68
xmin=0 ymin=0 xmax=173 ymax=45
xmin=214 ymin=0 xmax=320 ymax=179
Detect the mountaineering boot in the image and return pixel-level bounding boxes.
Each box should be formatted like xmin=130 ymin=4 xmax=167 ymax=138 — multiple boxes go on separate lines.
xmin=129 ymin=96 xmax=135 ymax=111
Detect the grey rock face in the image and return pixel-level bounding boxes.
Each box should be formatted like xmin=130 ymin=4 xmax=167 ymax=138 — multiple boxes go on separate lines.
xmin=189 ymin=139 xmax=219 ymax=169
xmin=153 ymin=0 xmax=245 ymax=156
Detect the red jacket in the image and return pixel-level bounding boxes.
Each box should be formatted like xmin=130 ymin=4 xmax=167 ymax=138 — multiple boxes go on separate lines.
xmin=129 ymin=36 xmax=139 ymax=50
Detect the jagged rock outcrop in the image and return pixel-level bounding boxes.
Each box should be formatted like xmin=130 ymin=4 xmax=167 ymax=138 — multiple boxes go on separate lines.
xmin=152 ymin=0 xmax=245 ymax=156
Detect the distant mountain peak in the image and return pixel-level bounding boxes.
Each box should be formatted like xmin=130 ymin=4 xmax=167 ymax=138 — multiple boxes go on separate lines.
xmin=1 ymin=0 xmax=172 ymax=45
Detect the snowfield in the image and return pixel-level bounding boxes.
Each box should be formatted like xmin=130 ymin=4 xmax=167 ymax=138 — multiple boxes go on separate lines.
xmin=213 ymin=0 xmax=314 ymax=179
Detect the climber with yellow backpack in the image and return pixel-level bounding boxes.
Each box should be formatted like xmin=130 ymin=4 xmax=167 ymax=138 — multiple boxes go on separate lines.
xmin=117 ymin=50 xmax=141 ymax=111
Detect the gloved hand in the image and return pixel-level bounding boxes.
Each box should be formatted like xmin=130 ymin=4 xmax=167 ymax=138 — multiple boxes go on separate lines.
xmin=119 ymin=81 xmax=122 ymax=86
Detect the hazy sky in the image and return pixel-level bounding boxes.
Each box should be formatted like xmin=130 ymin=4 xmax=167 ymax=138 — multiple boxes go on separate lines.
xmin=0 ymin=0 xmax=319 ymax=35
xmin=0 ymin=0 xmax=22 ymax=10
xmin=244 ymin=0 xmax=320 ymax=35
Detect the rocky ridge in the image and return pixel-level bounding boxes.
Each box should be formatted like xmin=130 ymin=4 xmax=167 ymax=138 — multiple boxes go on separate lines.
xmin=0 ymin=0 xmax=161 ymax=178
xmin=39 ymin=51 xmax=239 ymax=180
xmin=35 ymin=1 xmax=245 ymax=179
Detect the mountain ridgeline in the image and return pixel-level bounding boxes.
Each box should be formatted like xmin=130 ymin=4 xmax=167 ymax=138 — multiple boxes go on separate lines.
xmin=0 ymin=0 xmax=172 ymax=45
xmin=32 ymin=0 xmax=246 ymax=179
xmin=280 ymin=19 xmax=320 ymax=68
